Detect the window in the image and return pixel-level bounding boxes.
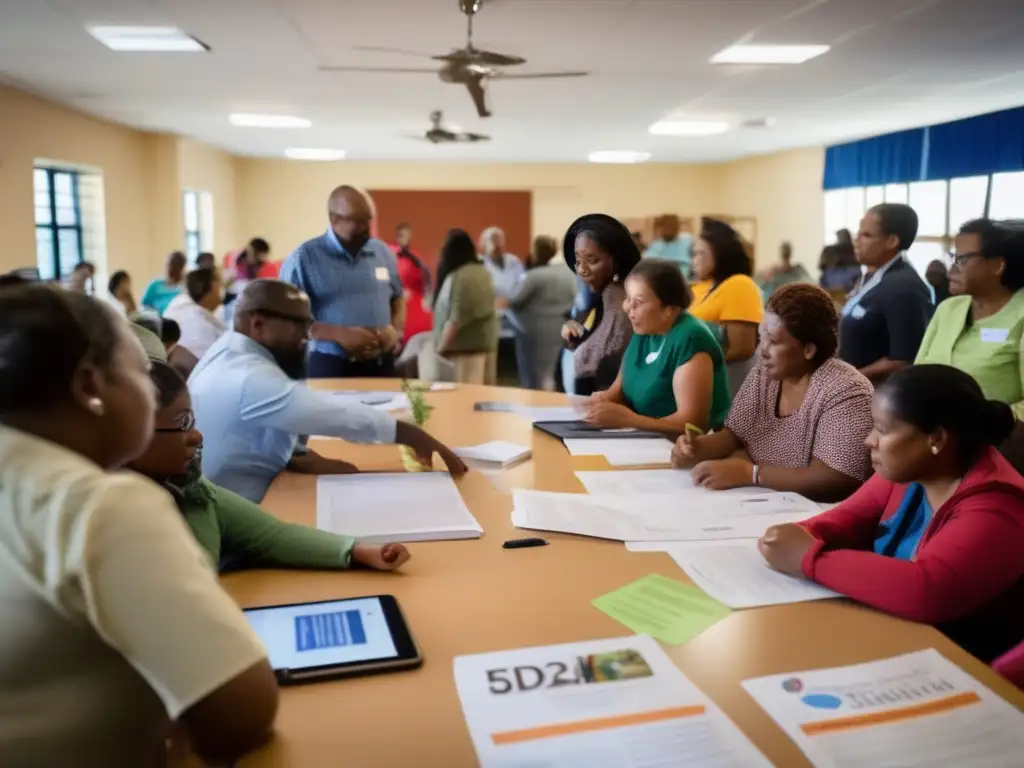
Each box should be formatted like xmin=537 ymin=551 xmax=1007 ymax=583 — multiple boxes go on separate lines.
xmin=34 ymin=167 xmax=84 ymax=281
xmin=824 ymin=187 xmax=865 ymax=242
xmin=865 ymin=186 xmax=884 ymax=209
xmin=884 ymin=184 xmax=908 ymax=204
xmin=989 ymin=171 xmax=1024 ymax=220
xmin=909 ymin=181 xmax=948 ymax=238
xmin=183 ymin=189 xmax=215 ymax=266
xmin=948 ymin=176 xmax=989 ymax=233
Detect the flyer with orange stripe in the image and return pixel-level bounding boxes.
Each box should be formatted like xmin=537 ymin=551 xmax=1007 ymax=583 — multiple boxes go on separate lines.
xmin=742 ymin=649 xmax=1024 ymax=766
xmin=454 ymin=634 xmax=769 ymax=767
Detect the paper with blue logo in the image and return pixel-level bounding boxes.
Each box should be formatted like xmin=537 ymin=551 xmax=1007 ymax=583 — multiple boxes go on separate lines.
xmin=742 ymin=648 xmax=1024 ymax=766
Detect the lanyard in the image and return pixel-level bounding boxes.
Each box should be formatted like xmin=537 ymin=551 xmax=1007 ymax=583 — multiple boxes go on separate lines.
xmin=840 ymin=255 xmax=903 ymax=317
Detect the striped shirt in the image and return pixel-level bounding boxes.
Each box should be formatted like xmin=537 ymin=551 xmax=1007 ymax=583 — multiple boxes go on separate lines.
xmin=280 ymin=229 xmax=402 ymax=357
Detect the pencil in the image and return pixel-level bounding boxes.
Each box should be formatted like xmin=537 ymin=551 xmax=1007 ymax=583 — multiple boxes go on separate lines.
xmin=684 ymin=423 xmax=705 ymax=437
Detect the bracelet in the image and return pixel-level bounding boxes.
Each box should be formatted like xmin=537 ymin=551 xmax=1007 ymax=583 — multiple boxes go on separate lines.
xmin=752 ymin=464 xmax=760 ymax=486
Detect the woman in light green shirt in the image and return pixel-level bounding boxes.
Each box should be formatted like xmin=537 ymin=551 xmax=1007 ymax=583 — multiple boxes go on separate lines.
xmin=915 ymin=219 xmax=1024 ymax=418
xmin=128 ymin=360 xmax=410 ymax=572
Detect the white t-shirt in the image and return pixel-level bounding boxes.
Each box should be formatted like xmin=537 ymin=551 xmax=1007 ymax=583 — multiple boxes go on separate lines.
xmin=163 ymin=293 xmax=228 ymax=359
xmin=0 ymin=425 xmax=268 ymax=767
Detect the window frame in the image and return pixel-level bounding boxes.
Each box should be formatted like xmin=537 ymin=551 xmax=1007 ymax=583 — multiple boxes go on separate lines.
xmin=34 ymin=166 xmax=85 ymax=281
xmin=183 ymin=189 xmax=202 ymax=264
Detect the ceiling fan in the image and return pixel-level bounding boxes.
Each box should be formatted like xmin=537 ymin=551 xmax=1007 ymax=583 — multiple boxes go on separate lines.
xmin=317 ymin=0 xmax=588 ymax=118
xmin=409 ymin=110 xmax=490 ymax=144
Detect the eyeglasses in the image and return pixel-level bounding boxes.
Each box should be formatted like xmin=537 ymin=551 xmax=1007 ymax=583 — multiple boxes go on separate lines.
xmin=155 ymin=409 xmax=196 ymax=433
xmin=949 ymin=250 xmax=983 ymax=268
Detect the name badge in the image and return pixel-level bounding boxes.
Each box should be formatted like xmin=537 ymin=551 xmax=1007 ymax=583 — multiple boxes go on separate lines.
xmin=374 ymin=266 xmax=390 ymax=281
xmin=981 ymin=328 xmax=1010 ymax=343
xmin=851 ymin=305 xmax=867 ymax=320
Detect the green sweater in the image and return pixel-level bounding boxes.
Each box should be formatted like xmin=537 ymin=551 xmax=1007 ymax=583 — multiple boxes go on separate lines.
xmin=181 ymin=478 xmax=355 ymax=570
xmin=915 ymin=291 xmax=1024 ymax=419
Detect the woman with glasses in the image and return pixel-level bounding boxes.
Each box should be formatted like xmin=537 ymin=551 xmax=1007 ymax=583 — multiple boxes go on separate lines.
xmin=916 ymin=219 xmax=1024 ymax=418
xmin=583 ymin=259 xmax=731 ymax=435
xmin=129 ymin=360 xmax=411 ymax=573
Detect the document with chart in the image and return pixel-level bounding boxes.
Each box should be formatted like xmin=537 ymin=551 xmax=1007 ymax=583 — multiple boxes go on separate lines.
xmin=316 ymin=472 xmax=482 ymax=543
xmin=742 ymin=649 xmax=1024 ymax=767
xmin=454 ymin=634 xmax=769 ymax=767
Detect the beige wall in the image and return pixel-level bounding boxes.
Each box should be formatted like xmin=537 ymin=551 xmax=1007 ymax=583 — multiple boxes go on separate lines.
xmin=0 ymin=83 xmax=826 ymax=283
xmin=714 ymin=147 xmax=826 ymax=272
xmin=233 ymin=159 xmax=719 ymax=259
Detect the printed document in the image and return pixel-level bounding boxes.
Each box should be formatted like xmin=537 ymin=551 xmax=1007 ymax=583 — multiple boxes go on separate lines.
xmin=455 ymin=634 xmax=770 ymax=767
xmin=512 ymin=490 xmax=819 ymax=542
xmin=577 ymin=469 xmax=758 ymax=497
xmin=666 ymin=540 xmax=839 ymax=608
xmin=563 ymin=438 xmax=674 ymax=466
xmin=743 ymin=648 xmax=1024 ymax=767
xmin=316 ymin=472 xmax=482 ymax=543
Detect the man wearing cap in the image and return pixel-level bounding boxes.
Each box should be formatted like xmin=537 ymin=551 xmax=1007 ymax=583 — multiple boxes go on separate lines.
xmin=189 ymin=280 xmax=465 ymax=502
xmin=280 ymin=186 xmax=405 ymax=378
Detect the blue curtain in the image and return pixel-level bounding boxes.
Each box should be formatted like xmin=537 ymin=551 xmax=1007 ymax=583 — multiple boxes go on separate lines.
xmin=925 ymin=106 xmax=1024 ymax=180
xmin=823 ymin=128 xmax=926 ymax=190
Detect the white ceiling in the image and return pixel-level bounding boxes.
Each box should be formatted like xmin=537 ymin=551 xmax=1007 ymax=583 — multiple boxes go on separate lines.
xmin=2 ymin=0 xmax=1024 ymax=162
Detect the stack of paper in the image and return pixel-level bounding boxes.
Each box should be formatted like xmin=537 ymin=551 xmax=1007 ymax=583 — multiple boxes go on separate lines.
xmin=576 ymin=468 xmax=756 ymax=496
xmin=455 ymin=634 xmax=770 ymax=767
xmin=474 ymin=402 xmax=579 ymax=423
xmin=316 ymin=472 xmax=482 ymax=543
xmin=563 ymin=438 xmax=674 ymax=466
xmin=743 ymin=649 xmax=1024 ymax=766
xmin=455 ymin=441 xmax=532 ymax=468
xmin=666 ymin=540 xmax=839 ymax=608
xmin=511 ymin=489 xmax=820 ymax=543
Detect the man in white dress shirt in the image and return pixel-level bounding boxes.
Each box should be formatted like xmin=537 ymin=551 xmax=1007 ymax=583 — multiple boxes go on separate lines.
xmin=163 ymin=268 xmax=227 ymax=359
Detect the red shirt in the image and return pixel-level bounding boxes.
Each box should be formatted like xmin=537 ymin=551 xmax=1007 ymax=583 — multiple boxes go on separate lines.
xmin=800 ymin=447 xmax=1024 ymax=662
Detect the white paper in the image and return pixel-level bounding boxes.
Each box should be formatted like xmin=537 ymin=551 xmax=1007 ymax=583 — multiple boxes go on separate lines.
xmin=563 ymin=438 xmax=674 ymax=466
xmin=316 ymin=472 xmax=482 ymax=543
xmin=743 ymin=648 xmax=1024 ymax=768
xmin=455 ymin=441 xmax=532 ymax=467
xmin=521 ymin=405 xmax=580 ymax=423
xmin=455 ymin=634 xmax=770 ymax=767
xmin=512 ymin=490 xmax=819 ymax=543
xmin=577 ymin=469 xmax=757 ymax=497
xmin=666 ymin=540 xmax=839 ymax=608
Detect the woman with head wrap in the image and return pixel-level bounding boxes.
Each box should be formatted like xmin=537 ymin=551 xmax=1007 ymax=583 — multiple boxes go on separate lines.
xmin=561 ymin=214 xmax=642 ymax=395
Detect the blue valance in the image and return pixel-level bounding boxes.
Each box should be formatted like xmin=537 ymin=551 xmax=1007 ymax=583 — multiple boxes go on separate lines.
xmin=823 ymin=128 xmax=926 ymax=190
xmin=925 ymin=106 xmax=1024 ymax=180
xmin=823 ymin=105 xmax=1024 ymax=189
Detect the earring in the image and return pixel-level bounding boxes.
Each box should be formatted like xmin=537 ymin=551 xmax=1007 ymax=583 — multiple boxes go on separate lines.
xmin=931 ymin=445 xmax=939 ymax=455
xmin=87 ymin=397 xmax=105 ymax=417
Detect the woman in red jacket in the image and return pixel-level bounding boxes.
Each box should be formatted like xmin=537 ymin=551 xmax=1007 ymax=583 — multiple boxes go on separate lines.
xmin=759 ymin=364 xmax=1024 ymax=663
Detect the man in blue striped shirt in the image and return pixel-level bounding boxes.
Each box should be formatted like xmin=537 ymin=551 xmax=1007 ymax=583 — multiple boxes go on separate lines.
xmin=281 ymin=186 xmax=407 ymax=378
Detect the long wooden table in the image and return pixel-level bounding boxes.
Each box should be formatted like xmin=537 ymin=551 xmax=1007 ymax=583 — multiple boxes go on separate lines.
xmin=224 ymin=381 xmax=1024 ymax=767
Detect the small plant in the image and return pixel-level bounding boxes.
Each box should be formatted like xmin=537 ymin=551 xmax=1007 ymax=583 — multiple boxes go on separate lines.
xmin=399 ymin=380 xmax=433 ymax=472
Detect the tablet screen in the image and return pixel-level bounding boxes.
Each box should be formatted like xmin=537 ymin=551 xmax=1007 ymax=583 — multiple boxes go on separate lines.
xmin=244 ymin=597 xmax=399 ymax=671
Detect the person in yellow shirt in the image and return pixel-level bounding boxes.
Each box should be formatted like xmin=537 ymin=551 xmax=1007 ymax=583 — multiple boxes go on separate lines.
xmin=689 ymin=220 xmax=764 ymax=393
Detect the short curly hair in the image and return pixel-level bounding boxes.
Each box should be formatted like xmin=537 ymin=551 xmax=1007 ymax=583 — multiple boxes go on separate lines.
xmin=765 ymin=283 xmax=839 ymax=367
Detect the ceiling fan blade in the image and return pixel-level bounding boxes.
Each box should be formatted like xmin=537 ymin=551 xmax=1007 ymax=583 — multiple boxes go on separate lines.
xmin=493 ymin=71 xmax=590 ymax=80
xmin=434 ymin=50 xmax=526 ymax=67
xmin=351 ymin=45 xmax=436 ymax=59
xmin=318 ymin=66 xmax=438 ymax=74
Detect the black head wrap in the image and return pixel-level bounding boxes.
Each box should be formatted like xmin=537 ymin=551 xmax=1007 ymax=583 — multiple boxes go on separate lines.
xmin=562 ymin=213 xmax=642 ymax=281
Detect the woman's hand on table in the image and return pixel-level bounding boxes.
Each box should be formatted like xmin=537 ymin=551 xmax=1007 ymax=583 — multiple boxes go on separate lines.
xmin=671 ymin=432 xmax=704 ymax=468
xmin=758 ymin=524 xmax=815 ymax=577
xmin=583 ymin=400 xmax=633 ymax=429
xmin=691 ymin=457 xmax=753 ymax=490
xmin=353 ymin=543 xmax=411 ymax=571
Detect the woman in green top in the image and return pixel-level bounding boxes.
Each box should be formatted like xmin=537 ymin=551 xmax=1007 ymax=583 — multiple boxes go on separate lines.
xmin=585 ymin=259 xmax=731 ymax=435
xmin=128 ymin=361 xmax=410 ymax=572
xmin=432 ymin=228 xmax=500 ymax=384
xmin=916 ymin=219 xmax=1024 ymax=419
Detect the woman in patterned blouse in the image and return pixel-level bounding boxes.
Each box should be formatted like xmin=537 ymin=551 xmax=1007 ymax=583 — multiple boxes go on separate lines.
xmin=672 ymin=283 xmax=874 ymax=502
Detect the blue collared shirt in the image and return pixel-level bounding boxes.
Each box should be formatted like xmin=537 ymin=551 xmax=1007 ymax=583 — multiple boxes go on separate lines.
xmin=481 ymin=252 xmax=525 ymax=300
xmin=280 ymin=230 xmax=402 ymax=357
xmin=643 ymin=236 xmax=693 ymax=274
xmin=189 ymin=331 xmax=397 ymax=502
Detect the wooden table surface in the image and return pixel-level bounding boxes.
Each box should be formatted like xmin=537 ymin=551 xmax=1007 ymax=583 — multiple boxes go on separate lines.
xmin=224 ymin=381 xmax=1024 ymax=767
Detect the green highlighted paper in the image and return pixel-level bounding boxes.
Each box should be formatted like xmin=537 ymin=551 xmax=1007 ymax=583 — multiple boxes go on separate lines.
xmin=592 ymin=574 xmax=731 ymax=645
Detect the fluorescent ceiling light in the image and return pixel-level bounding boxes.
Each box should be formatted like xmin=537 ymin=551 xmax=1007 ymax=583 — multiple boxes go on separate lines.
xmin=87 ymin=25 xmax=207 ymax=52
xmin=230 ymin=113 xmax=311 ymax=128
xmin=711 ymin=44 xmax=830 ymax=65
xmin=285 ymin=148 xmax=346 ymax=161
xmin=649 ymin=120 xmax=729 ymax=136
xmin=587 ymin=150 xmax=651 ymax=164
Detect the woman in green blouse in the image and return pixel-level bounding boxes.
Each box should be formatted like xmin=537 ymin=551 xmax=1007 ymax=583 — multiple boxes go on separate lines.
xmin=584 ymin=259 xmax=732 ymax=435
xmin=915 ymin=219 xmax=1024 ymax=419
xmin=129 ymin=361 xmax=410 ymax=572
